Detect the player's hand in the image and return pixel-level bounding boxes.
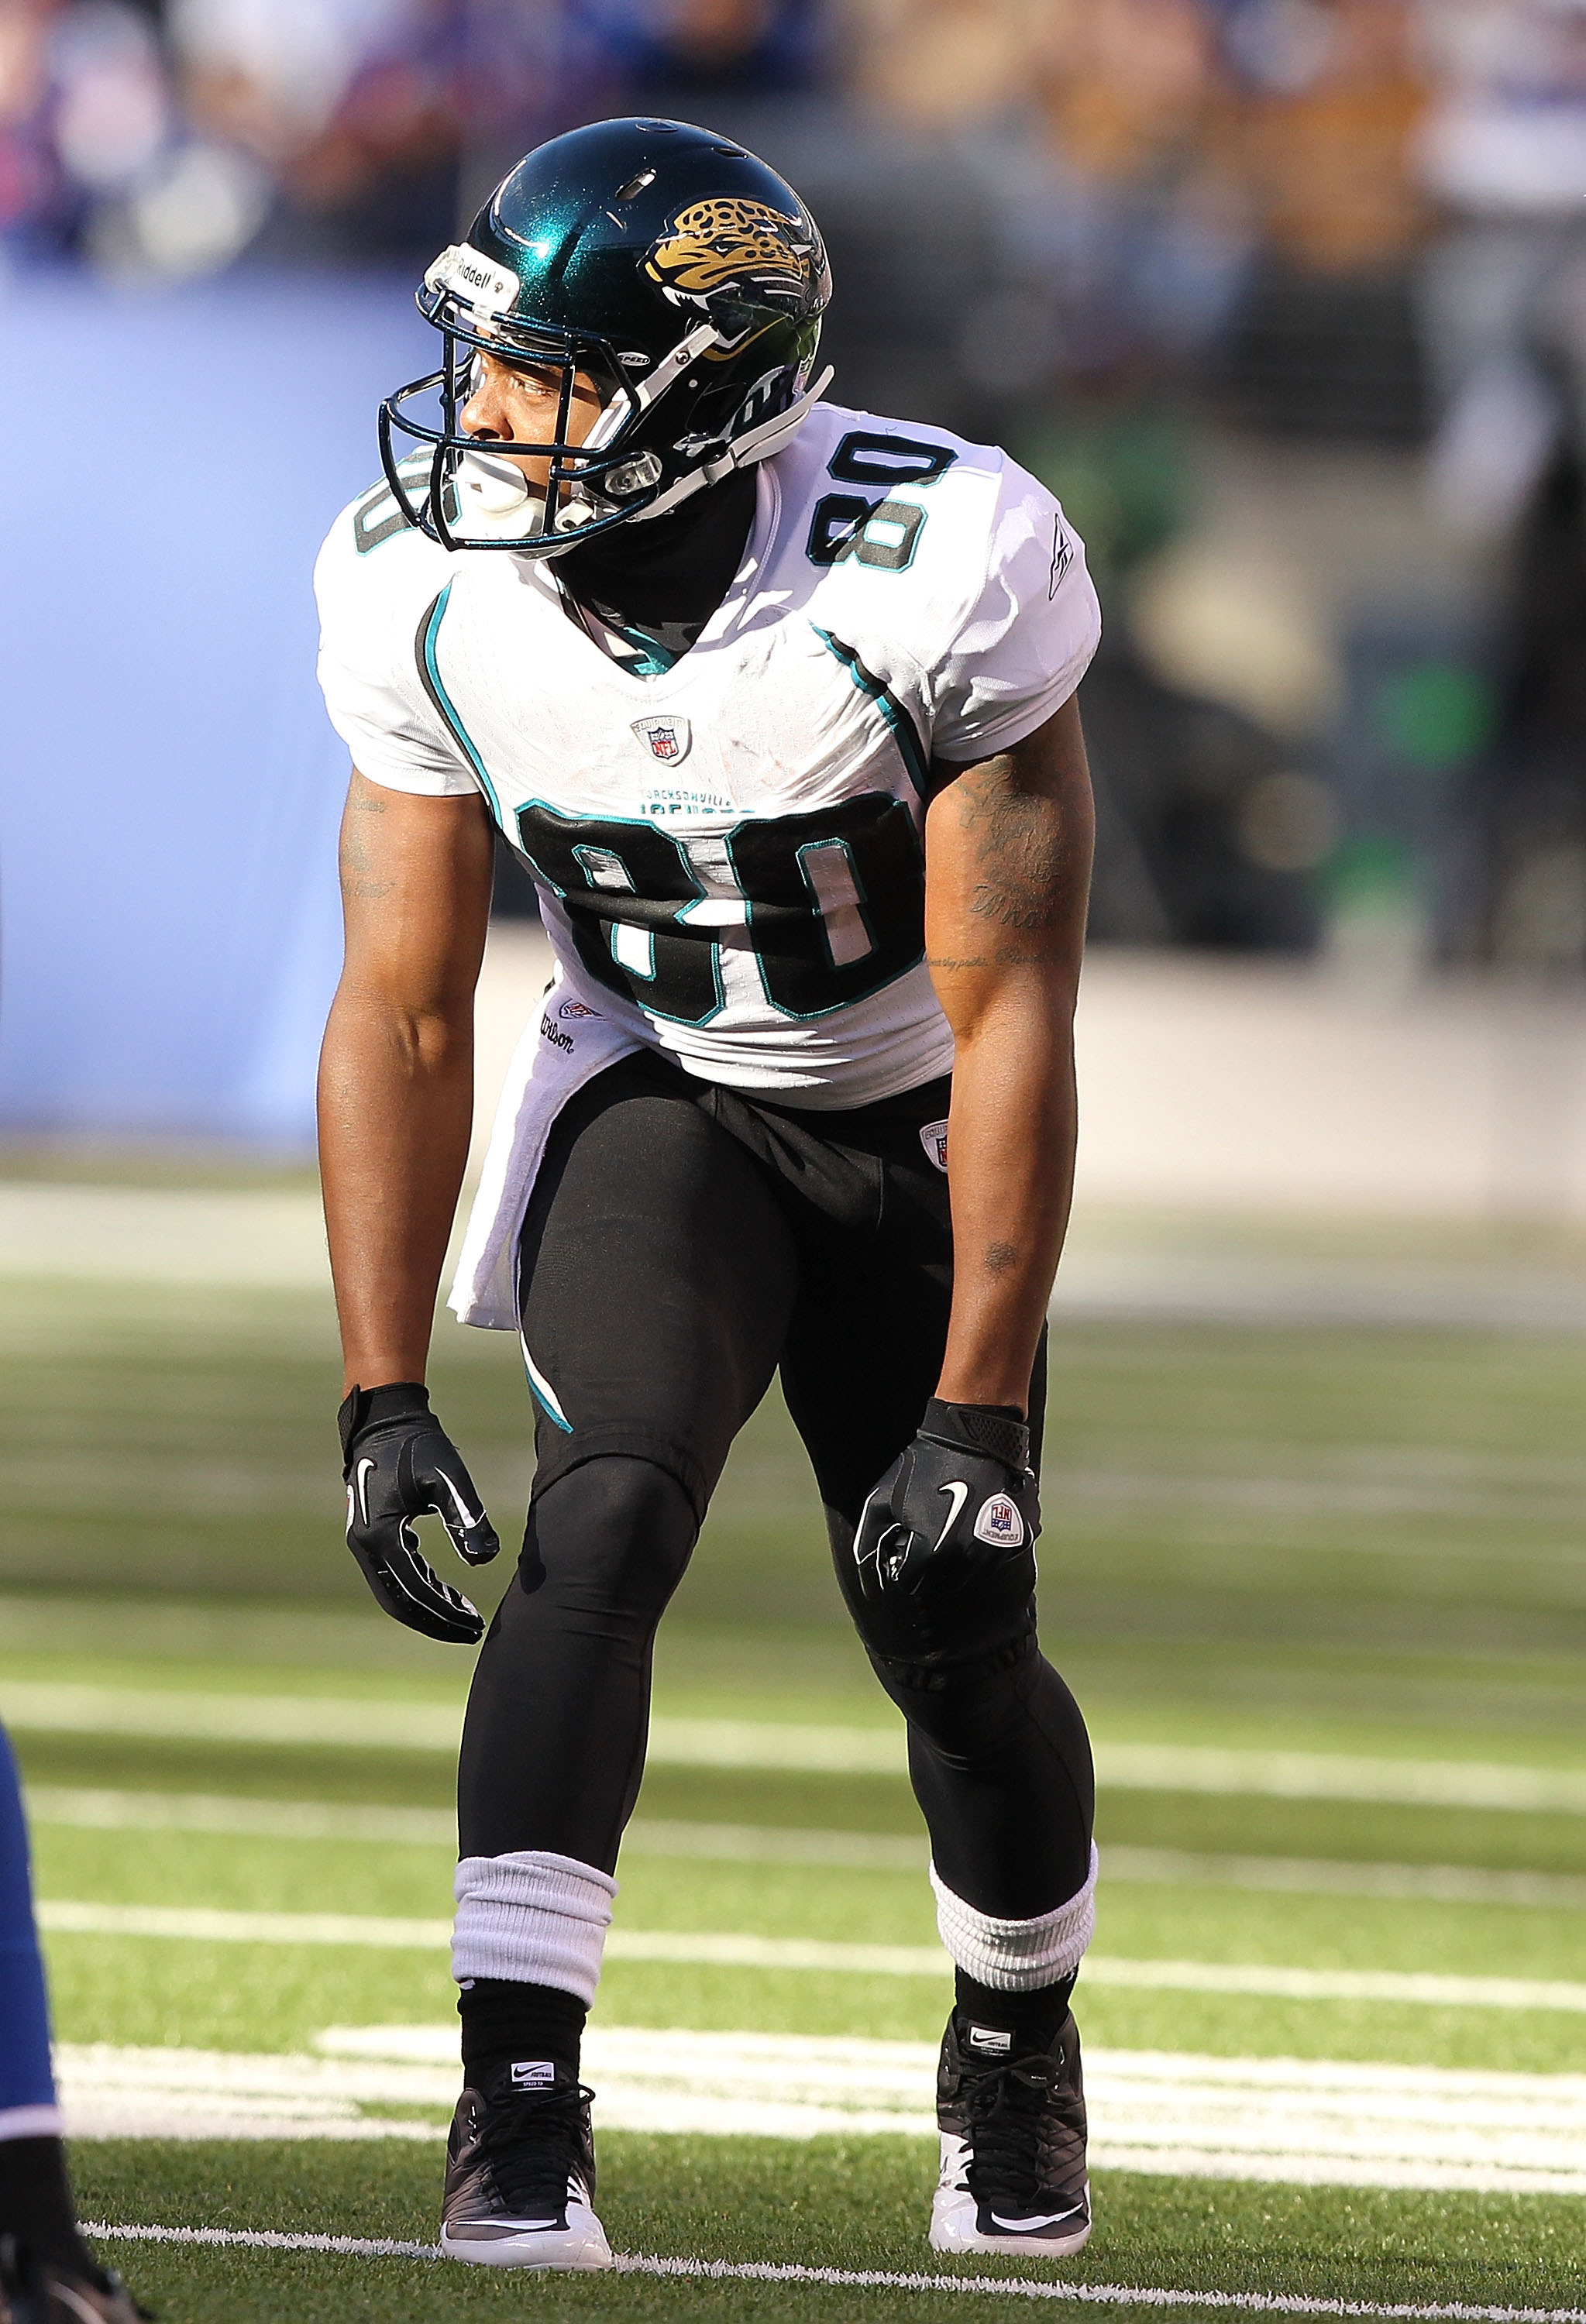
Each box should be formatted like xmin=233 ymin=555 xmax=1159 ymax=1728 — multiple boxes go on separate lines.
xmin=851 ymin=1399 xmax=1039 ymax=1662
xmin=338 ymin=1383 xmax=500 ymax=1644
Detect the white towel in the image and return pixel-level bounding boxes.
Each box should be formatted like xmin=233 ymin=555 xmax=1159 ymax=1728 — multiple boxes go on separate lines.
xmin=449 ymin=961 xmax=641 ymax=1330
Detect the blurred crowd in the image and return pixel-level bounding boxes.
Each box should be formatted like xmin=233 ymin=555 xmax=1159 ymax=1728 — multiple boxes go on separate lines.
xmin=5 ymin=3 xmax=1581 ymax=339
xmin=12 ymin=0 xmax=1586 ymax=968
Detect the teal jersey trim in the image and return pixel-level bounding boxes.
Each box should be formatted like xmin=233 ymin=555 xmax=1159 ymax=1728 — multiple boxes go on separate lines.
xmin=415 ymin=586 xmax=504 ymax=823
xmin=607 ymin=620 xmax=683 ymax=678
xmin=557 ymin=585 xmax=693 ymax=678
xmin=812 ymin=627 xmax=930 ymax=799
xmin=519 ymin=1332 xmax=573 ymax=1432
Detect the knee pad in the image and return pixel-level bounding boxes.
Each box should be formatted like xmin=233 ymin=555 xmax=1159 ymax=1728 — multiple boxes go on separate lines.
xmin=514 ymin=1455 xmax=698 ymax=1626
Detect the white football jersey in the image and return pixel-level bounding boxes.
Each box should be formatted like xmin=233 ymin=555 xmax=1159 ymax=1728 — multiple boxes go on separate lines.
xmin=315 ymin=400 xmax=1100 ymax=1110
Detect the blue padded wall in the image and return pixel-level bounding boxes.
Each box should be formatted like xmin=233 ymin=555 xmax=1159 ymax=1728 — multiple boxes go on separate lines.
xmin=0 ymin=269 xmax=430 ymax=1143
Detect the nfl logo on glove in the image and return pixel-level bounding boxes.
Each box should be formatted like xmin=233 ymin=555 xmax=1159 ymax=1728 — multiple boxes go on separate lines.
xmin=973 ymin=1494 xmax=1024 ymax=1546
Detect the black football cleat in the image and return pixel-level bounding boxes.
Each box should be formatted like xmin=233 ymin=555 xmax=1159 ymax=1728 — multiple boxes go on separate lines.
xmin=439 ymin=2066 xmax=611 ymax=2269
xmin=0 ymin=2238 xmax=151 ymax=2323
xmin=930 ymin=2008 xmax=1092 ymax=2259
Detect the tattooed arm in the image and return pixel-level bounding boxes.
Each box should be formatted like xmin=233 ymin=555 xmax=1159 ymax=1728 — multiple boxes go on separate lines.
xmin=318 ymin=772 xmax=495 ymax=1394
xmin=922 ymin=695 xmax=1096 ymax=1412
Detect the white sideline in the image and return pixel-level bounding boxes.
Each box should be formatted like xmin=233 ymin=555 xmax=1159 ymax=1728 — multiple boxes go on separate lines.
xmin=35 ymin=1902 xmax=1586 ymax=2012
xmin=9 ymin=1683 xmax=1586 ymax=1811
xmin=23 ymin=1786 xmax=1586 ymax=1908
xmin=76 ymin=2223 xmax=1586 ymax=2320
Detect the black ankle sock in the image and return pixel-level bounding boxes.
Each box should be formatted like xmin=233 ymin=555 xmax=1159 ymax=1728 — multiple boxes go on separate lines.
xmin=0 ymin=2136 xmax=94 ymax=2272
xmin=954 ymin=1970 xmax=1077 ymax=2054
xmin=459 ymin=1978 xmax=587 ymax=2089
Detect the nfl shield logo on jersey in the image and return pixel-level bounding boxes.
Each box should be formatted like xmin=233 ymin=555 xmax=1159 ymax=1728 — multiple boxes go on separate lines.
xmin=972 ymin=1494 xmax=1024 ymax=1548
xmin=919 ymin=1119 xmax=948 ymax=1173
xmin=632 ymin=714 xmax=691 ymax=765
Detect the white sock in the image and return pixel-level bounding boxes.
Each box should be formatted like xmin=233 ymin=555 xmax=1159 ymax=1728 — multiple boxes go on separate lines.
xmin=452 ymin=1849 xmax=618 ymax=2005
xmin=931 ymin=1844 xmax=1099 ymax=1992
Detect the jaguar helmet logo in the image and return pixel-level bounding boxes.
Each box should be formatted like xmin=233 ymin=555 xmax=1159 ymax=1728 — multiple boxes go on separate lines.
xmin=645 ymin=196 xmax=817 ymax=307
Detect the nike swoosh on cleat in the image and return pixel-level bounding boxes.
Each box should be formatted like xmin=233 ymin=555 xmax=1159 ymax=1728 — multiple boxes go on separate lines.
xmin=356 ymin=1458 xmax=377 ymax=1528
xmin=932 ymin=1480 xmax=969 ymax=1552
xmin=431 ymin=1467 xmax=483 ymax=1531
xmin=988 ymin=2211 xmax=1077 ymax=2232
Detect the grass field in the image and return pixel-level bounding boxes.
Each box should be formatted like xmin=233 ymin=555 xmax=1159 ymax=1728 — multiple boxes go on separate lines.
xmin=4 ymin=1204 xmax=1586 ymax=2319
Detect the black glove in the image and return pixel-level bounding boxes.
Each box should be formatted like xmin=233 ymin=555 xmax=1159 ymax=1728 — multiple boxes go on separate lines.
xmin=848 ymin=1398 xmax=1039 ymax=1666
xmin=338 ymin=1382 xmax=500 ymax=1644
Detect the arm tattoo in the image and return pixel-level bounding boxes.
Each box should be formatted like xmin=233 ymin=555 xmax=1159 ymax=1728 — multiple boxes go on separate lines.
xmin=925 ymin=951 xmax=1045 ymax=970
xmin=340 ymin=811 xmax=394 ymax=901
xmin=952 ymin=758 xmax=1068 ymax=933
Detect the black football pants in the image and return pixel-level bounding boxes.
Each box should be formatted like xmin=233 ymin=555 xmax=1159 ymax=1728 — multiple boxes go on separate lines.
xmin=458 ymin=1048 xmax=1095 ymax=1920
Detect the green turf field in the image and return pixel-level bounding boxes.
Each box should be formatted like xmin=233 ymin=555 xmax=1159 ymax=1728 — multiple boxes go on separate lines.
xmin=3 ymin=1224 xmax=1586 ymax=2320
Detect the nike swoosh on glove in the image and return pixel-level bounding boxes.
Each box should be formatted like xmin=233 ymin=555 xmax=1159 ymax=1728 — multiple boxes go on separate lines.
xmin=850 ymin=1398 xmax=1039 ymax=1665
xmin=338 ymin=1381 xmax=500 ymax=1644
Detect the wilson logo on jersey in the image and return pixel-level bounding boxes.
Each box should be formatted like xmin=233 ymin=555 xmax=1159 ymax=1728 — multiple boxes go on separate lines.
xmin=644 ymin=197 xmax=814 ymax=303
xmin=631 ymin=715 xmax=691 ymax=764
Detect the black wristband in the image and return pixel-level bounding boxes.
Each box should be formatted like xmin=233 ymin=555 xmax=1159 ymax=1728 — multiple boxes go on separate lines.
xmin=920 ymin=1397 xmax=1030 ymax=1473
xmin=339 ymin=1380 xmax=431 ymax=1458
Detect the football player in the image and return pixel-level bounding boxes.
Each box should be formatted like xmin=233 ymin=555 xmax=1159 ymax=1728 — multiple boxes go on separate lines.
xmin=0 ymin=1724 xmax=145 ymax=2320
xmin=316 ymin=116 xmax=1100 ymax=2271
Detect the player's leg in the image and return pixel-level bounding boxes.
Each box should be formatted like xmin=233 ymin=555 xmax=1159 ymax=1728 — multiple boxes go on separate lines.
xmin=778 ymin=1090 xmax=1096 ymax=2257
xmin=442 ymin=1055 xmax=796 ymax=2269
xmin=0 ymin=1721 xmax=144 ymax=2319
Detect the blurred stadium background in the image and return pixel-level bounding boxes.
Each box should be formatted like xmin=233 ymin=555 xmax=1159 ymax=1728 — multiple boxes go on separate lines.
xmin=3 ymin=2 xmax=1586 ymax=2316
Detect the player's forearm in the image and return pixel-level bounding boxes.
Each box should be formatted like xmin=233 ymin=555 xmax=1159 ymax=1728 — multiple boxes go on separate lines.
xmin=934 ymin=983 xmax=1078 ymax=1412
xmin=318 ymin=985 xmax=475 ymax=1392
xmin=923 ymin=700 xmax=1094 ymax=1413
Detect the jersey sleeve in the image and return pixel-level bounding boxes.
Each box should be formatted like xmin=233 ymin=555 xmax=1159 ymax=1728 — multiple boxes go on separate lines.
xmin=927 ymin=462 xmax=1102 ymax=765
xmin=313 ymin=507 xmax=477 ymax=799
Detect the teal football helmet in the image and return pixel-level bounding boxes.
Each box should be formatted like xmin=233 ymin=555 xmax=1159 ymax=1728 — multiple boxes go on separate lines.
xmin=379 ymin=116 xmax=832 ymax=555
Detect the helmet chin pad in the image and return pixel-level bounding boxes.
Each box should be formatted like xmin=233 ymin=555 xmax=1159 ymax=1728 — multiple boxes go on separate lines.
xmin=455 ymin=449 xmax=533 ymax=515
xmin=448 ymin=451 xmax=546 ymax=542
xmin=451 ymin=450 xmax=621 ymax=545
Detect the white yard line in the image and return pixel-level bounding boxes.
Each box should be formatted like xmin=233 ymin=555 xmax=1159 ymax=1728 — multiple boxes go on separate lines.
xmin=23 ymin=1786 xmax=1586 ymax=1906
xmin=26 ymin=1786 xmax=1586 ymax=1908
xmin=0 ymin=1186 xmax=330 ymax=1289
xmin=9 ymin=1685 xmax=1586 ymax=1810
xmin=21 ymin=1788 xmax=924 ymax=1868
xmin=35 ymin=1903 xmax=1586 ymax=2012
xmin=59 ymin=2033 xmax=1586 ymax=2193
xmin=1095 ymin=1747 xmax=1586 ymax=1814
xmin=0 ymin=1683 xmax=466 ymax=1752
xmin=1079 ymin=1961 xmax=1586 ymax=2013
xmin=40 ymin=1901 xmax=455 ymax=1948
xmin=79 ymin=2220 xmax=1586 ymax=2319
xmin=1099 ymin=1848 xmax=1586 ymax=1912
xmin=25 ymin=1788 xmax=459 ymax=1847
